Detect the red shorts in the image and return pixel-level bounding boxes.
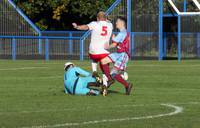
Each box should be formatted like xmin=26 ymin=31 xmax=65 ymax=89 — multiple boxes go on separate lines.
xmin=89 ymin=53 xmax=109 ymax=62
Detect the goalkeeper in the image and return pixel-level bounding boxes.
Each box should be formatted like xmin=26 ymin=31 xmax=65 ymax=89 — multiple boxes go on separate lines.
xmin=64 ymin=62 xmax=102 ymax=96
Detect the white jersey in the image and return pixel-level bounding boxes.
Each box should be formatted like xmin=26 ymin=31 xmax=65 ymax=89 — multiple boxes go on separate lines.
xmin=87 ymin=21 xmax=113 ymax=54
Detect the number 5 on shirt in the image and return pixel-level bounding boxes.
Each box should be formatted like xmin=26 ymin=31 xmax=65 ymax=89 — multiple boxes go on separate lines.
xmin=101 ymin=26 xmax=108 ymax=36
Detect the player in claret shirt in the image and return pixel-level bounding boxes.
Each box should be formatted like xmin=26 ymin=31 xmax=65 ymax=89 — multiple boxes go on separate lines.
xmin=101 ymin=17 xmax=134 ymax=95
xmin=72 ymin=11 xmax=113 ymax=76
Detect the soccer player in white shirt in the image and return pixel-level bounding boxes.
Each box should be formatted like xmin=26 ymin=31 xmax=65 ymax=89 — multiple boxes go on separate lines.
xmin=72 ymin=11 xmax=113 ymax=75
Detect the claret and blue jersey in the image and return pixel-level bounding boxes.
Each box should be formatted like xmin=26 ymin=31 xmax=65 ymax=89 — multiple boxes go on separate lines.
xmin=112 ymin=29 xmax=128 ymax=43
xmin=108 ymin=29 xmax=130 ymax=70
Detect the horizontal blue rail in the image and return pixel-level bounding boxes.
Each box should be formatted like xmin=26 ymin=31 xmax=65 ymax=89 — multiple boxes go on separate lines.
xmin=0 ymin=35 xmax=82 ymax=61
xmin=0 ymin=32 xmax=199 ymax=40
xmin=0 ymin=36 xmax=81 ymax=40
xmin=131 ymin=32 xmax=200 ymax=35
xmin=0 ymin=32 xmax=199 ymax=38
xmin=41 ymin=31 xmax=86 ymax=34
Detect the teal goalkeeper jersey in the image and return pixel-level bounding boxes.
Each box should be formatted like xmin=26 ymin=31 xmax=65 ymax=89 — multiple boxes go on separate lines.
xmin=64 ymin=67 xmax=91 ymax=93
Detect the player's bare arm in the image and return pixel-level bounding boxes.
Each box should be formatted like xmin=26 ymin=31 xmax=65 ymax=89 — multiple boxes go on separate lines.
xmin=72 ymin=23 xmax=89 ymax=30
xmin=107 ymin=42 xmax=117 ymax=50
xmin=106 ymin=34 xmax=117 ymax=49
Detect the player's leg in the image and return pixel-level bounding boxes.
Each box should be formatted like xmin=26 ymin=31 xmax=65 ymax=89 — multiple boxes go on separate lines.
xmin=81 ymin=76 xmax=96 ymax=84
xmin=89 ymin=54 xmax=98 ymax=72
xmin=101 ymin=53 xmax=123 ymax=86
xmin=76 ymin=79 xmax=100 ymax=96
xmin=80 ymin=76 xmax=99 ymax=87
xmin=100 ymin=54 xmax=116 ymax=81
xmin=90 ymin=53 xmax=109 ymax=73
xmin=111 ymin=53 xmax=133 ymax=95
xmin=111 ymin=69 xmax=133 ymax=95
xmin=89 ymin=54 xmax=103 ymax=81
xmin=76 ymin=87 xmax=99 ymax=96
xmin=91 ymin=62 xmax=98 ymax=72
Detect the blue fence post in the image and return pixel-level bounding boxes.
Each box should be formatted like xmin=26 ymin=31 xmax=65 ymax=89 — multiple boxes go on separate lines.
xmin=178 ymin=16 xmax=181 ymax=62
xmin=45 ymin=38 xmax=49 ymax=61
xmin=38 ymin=32 xmax=42 ymax=54
xmin=127 ymin=0 xmax=132 ymax=60
xmin=80 ymin=39 xmax=84 ymax=61
xmin=131 ymin=33 xmax=135 ymax=59
xmin=197 ymin=33 xmax=200 ymax=58
xmin=159 ymin=0 xmax=163 ymax=61
xmin=127 ymin=0 xmax=132 ymax=32
xmin=184 ymin=0 xmax=187 ymax=12
xmin=12 ymin=38 xmax=16 ymax=61
xmin=69 ymin=32 xmax=73 ymax=55
xmin=163 ymin=33 xmax=167 ymax=57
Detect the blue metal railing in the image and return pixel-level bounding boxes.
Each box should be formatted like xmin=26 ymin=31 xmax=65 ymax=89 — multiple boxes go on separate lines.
xmin=0 ymin=36 xmax=81 ymax=61
xmin=0 ymin=32 xmax=200 ymax=61
xmin=1 ymin=0 xmax=200 ymax=61
xmin=131 ymin=32 xmax=200 ymax=59
xmin=41 ymin=31 xmax=86 ymax=34
xmin=0 ymin=36 xmax=80 ymax=39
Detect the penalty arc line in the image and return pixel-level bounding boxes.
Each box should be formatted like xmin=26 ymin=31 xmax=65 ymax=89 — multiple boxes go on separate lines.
xmin=22 ymin=104 xmax=183 ymax=128
xmin=1 ymin=102 xmax=196 ymax=116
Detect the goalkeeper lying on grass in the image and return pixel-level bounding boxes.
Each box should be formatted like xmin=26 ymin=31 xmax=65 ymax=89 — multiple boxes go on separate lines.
xmin=64 ymin=62 xmax=103 ymax=96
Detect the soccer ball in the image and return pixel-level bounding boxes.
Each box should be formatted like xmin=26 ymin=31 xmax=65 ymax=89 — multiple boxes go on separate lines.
xmin=121 ymin=72 xmax=128 ymax=81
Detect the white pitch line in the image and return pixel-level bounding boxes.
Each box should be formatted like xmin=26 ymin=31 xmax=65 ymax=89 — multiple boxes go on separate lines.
xmin=0 ymin=67 xmax=48 ymax=71
xmin=2 ymin=102 xmax=199 ymax=116
xmin=21 ymin=104 xmax=183 ymax=128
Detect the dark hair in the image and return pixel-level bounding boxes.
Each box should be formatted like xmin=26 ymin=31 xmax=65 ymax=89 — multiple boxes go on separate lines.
xmin=117 ymin=16 xmax=127 ymax=27
xmin=64 ymin=64 xmax=73 ymax=71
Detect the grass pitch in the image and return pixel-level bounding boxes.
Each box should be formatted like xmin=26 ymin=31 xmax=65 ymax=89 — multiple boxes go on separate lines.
xmin=0 ymin=60 xmax=200 ymax=128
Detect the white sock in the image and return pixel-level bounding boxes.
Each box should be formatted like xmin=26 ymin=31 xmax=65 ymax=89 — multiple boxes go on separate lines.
xmin=103 ymin=74 xmax=108 ymax=87
xmin=92 ymin=62 xmax=97 ymax=72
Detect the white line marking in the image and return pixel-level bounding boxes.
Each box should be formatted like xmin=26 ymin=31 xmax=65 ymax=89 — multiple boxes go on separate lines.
xmin=2 ymin=102 xmax=199 ymax=116
xmin=21 ymin=104 xmax=183 ymax=128
xmin=0 ymin=67 xmax=48 ymax=71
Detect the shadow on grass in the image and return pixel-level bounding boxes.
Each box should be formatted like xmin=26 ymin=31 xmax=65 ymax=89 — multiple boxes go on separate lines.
xmin=108 ymin=90 xmax=120 ymax=94
xmin=60 ymin=89 xmax=121 ymax=96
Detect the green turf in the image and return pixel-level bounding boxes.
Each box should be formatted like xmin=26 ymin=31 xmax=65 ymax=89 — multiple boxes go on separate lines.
xmin=0 ymin=60 xmax=200 ymax=128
